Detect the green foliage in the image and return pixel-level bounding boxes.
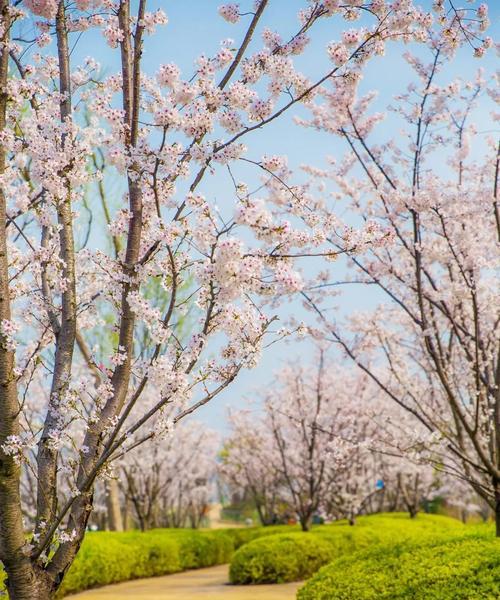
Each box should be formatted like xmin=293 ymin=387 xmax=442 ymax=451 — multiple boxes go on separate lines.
xmin=313 ymin=513 xmax=466 ymax=554
xmin=53 ymin=525 xmax=300 ymax=596
xmin=0 ymin=524 xmax=296 ymax=597
xmin=224 ymin=523 xmax=298 ymax=549
xmin=165 ymin=530 xmax=233 ymax=570
xmin=228 ymin=513 xmax=467 ymax=585
xmin=229 ymin=533 xmax=335 ymax=584
xmin=56 ymin=529 xmax=233 ymax=597
xmin=0 ymin=514 xmax=485 ymax=598
xmin=297 ymin=531 xmax=499 ymax=599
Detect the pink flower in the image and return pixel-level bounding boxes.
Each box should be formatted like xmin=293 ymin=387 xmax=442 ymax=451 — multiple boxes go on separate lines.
xmin=218 ymin=3 xmax=240 ymax=24
xmin=476 ymin=3 xmax=488 ymax=18
xmin=24 ymin=0 xmax=58 ymax=19
xmin=75 ymin=0 xmax=103 ymax=10
xmin=157 ymin=63 xmax=181 ymax=88
xmin=342 ymin=29 xmax=361 ymax=46
xmin=248 ymin=98 xmax=273 ymax=121
xmin=327 ymin=42 xmax=349 ymax=65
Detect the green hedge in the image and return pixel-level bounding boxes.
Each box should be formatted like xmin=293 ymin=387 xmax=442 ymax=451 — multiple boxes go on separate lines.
xmin=298 ymin=532 xmax=500 ymax=599
xmin=224 ymin=523 xmax=297 ymax=548
xmin=313 ymin=513 xmax=466 ymax=555
xmin=228 ymin=513 xmax=467 ymax=585
xmin=229 ymin=533 xmax=334 ymax=584
xmin=0 ymin=524 xmax=297 ymax=597
xmin=58 ymin=525 xmax=298 ymax=598
xmin=0 ymin=514 xmax=477 ymax=597
xmin=57 ymin=529 xmax=234 ymax=597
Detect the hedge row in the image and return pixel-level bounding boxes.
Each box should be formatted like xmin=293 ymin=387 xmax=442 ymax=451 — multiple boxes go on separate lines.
xmin=0 ymin=523 xmax=296 ymax=597
xmin=224 ymin=522 xmax=298 ymax=547
xmin=1 ymin=515 xmax=486 ymax=597
xmin=298 ymin=529 xmax=499 ymax=599
xmin=58 ymin=529 xmax=234 ymax=597
xmin=229 ymin=514 xmax=468 ymax=585
xmin=58 ymin=523 xmax=303 ymax=597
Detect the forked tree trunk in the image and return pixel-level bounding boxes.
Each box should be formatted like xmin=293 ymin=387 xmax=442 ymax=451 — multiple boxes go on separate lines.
xmin=5 ymin=575 xmax=52 ymax=600
xmin=0 ymin=488 xmax=46 ymax=599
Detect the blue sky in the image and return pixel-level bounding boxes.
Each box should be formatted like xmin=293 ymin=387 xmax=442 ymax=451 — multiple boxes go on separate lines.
xmin=22 ymin=1 xmax=498 ymax=431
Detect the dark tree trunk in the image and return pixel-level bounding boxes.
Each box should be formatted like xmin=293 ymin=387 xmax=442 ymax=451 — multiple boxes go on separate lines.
xmin=495 ymin=480 xmax=500 ymax=538
xmin=299 ymin=514 xmax=312 ymax=532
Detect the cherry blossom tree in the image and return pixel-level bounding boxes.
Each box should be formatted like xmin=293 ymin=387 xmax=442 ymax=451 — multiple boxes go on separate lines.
xmin=374 ymin=453 xmax=441 ymax=518
xmin=433 ymin=474 xmax=484 ymax=523
xmin=227 ymin=352 xmax=380 ymax=529
xmin=224 ymin=354 xmax=349 ymax=531
xmin=362 ymin=395 xmax=449 ymax=518
xmin=220 ymin=410 xmax=285 ymax=526
xmin=0 ymin=0 xmax=490 ymax=597
xmin=224 ymin=349 xmax=444 ymax=526
xmin=300 ymin=23 xmax=499 ymax=532
xmin=119 ymin=421 xmax=218 ymax=530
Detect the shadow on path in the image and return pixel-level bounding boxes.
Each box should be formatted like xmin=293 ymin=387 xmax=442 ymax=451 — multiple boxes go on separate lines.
xmin=69 ymin=564 xmax=302 ymax=599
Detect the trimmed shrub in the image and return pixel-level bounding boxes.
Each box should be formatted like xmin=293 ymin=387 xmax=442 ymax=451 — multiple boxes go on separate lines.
xmin=170 ymin=530 xmax=233 ymax=569
xmin=229 ymin=513 xmax=467 ymax=585
xmin=298 ymin=532 xmax=500 ymax=600
xmin=224 ymin=523 xmax=298 ymax=549
xmin=58 ymin=534 xmax=148 ymax=595
xmin=313 ymin=513 xmax=466 ymax=553
xmin=229 ymin=533 xmax=335 ymax=584
xmin=56 ymin=529 xmax=234 ymax=597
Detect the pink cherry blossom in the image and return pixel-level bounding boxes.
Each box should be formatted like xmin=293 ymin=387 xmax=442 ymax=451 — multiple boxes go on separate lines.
xmin=219 ymin=3 xmax=240 ymax=24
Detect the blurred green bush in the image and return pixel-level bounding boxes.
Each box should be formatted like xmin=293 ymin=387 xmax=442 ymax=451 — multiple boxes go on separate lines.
xmin=229 ymin=513 xmax=469 ymax=585
xmin=229 ymin=533 xmax=335 ymax=584
xmin=57 ymin=528 xmax=234 ymax=596
xmin=298 ymin=528 xmax=499 ymax=599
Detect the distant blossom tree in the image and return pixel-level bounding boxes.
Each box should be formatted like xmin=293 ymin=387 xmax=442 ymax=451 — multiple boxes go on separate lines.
xmin=224 ymin=351 xmax=439 ymax=528
xmin=119 ymin=421 xmax=218 ymax=530
xmin=221 ymin=410 xmax=285 ymax=526
xmin=0 ymin=0 xmax=490 ymax=597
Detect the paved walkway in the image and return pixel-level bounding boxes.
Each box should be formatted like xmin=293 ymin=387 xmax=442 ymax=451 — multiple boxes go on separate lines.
xmin=69 ymin=564 xmax=302 ymax=599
